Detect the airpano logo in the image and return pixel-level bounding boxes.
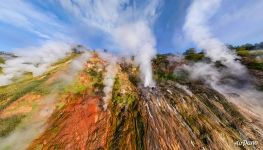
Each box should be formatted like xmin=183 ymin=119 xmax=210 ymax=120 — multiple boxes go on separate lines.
xmin=234 ymin=140 xmax=258 ymax=147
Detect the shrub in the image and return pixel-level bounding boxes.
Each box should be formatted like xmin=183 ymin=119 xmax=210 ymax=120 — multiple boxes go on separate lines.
xmin=185 ymin=53 xmax=204 ymax=61
xmin=237 ymin=50 xmax=249 ymax=57
xmin=183 ymin=48 xmax=204 ymax=61
xmin=247 ymin=62 xmax=263 ymax=70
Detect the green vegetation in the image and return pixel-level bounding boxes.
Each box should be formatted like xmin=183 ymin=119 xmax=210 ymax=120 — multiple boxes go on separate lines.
xmin=0 ymin=78 xmax=46 ymax=111
xmin=63 ymin=63 xmax=104 ymax=96
xmin=0 ymin=115 xmax=25 ymax=137
xmin=153 ymin=54 xmax=187 ymax=82
xmin=182 ymin=42 xmax=263 ymax=72
xmin=199 ymin=126 xmax=211 ymax=145
xmin=155 ymin=69 xmax=187 ymax=82
xmin=226 ymin=42 xmax=263 ymax=71
xmin=257 ymin=85 xmax=263 ymax=91
xmin=108 ymin=74 xmax=144 ymax=149
xmin=120 ymin=62 xmax=140 ymax=86
xmin=64 ymin=81 xmax=87 ymax=94
xmin=51 ymin=52 xmax=79 ymax=66
xmin=112 ymin=76 xmax=137 ymax=106
xmin=87 ymin=68 xmax=104 ymax=95
xmin=0 ymin=57 xmax=5 ymax=74
xmin=128 ymin=74 xmax=140 ymax=86
xmin=183 ymin=48 xmax=205 ymax=61
xmin=247 ymin=62 xmax=263 ymax=70
xmin=12 ymin=72 xmax=33 ymax=83
xmin=236 ymin=50 xmax=249 ymax=57
xmin=0 ymin=57 xmax=5 ymax=64
xmin=0 ymin=52 xmax=80 ymax=107
xmin=228 ymin=42 xmax=263 ymax=51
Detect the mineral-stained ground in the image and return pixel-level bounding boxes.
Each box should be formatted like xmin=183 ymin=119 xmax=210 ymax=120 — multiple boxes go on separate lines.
xmin=0 ymin=50 xmax=262 ymax=150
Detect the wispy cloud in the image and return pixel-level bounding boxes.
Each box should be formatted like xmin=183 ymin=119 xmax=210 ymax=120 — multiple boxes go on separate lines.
xmin=0 ymin=0 xmax=72 ymax=42
xmin=211 ymin=0 xmax=263 ymax=44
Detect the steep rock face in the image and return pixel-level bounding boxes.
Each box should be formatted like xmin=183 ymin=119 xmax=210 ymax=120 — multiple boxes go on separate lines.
xmin=138 ymin=81 xmax=262 ymax=149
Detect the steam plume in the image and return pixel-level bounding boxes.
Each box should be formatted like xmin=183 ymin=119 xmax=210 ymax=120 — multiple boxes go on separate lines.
xmin=99 ymin=52 xmax=118 ymax=110
xmin=184 ymin=0 xmax=245 ymax=75
xmin=183 ymin=0 xmax=263 ymax=121
xmin=0 ymin=41 xmax=72 ymax=85
xmin=57 ymin=0 xmax=160 ymax=87
xmin=113 ymin=21 xmax=156 ymax=87
xmin=60 ymin=51 xmax=91 ymax=83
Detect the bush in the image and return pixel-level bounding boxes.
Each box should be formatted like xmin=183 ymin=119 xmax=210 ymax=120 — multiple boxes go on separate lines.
xmin=185 ymin=53 xmax=204 ymax=61
xmin=247 ymin=62 xmax=263 ymax=70
xmin=183 ymin=48 xmax=204 ymax=61
xmin=237 ymin=50 xmax=249 ymax=57
xmin=0 ymin=57 xmax=5 ymax=64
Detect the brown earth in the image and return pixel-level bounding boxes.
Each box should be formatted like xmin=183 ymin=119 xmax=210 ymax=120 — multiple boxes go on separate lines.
xmin=0 ymin=94 xmax=42 ymax=118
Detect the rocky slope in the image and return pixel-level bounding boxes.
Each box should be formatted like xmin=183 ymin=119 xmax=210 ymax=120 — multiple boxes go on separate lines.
xmin=0 ymin=51 xmax=262 ymax=150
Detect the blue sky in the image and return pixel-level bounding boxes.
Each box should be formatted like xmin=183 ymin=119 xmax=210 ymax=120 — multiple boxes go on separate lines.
xmin=0 ymin=0 xmax=262 ymax=53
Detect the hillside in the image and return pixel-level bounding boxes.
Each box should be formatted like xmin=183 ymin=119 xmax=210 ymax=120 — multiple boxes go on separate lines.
xmin=0 ymin=50 xmax=262 ymax=150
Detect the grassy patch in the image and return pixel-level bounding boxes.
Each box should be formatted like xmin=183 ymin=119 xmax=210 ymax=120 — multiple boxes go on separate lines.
xmin=237 ymin=50 xmax=250 ymax=57
xmin=108 ymin=73 xmax=144 ymax=149
xmin=247 ymin=62 xmax=263 ymax=70
xmin=112 ymin=76 xmax=137 ymax=106
xmin=185 ymin=53 xmax=205 ymax=61
xmin=154 ymin=70 xmax=185 ymax=82
xmin=153 ymin=54 xmax=187 ymax=82
xmin=88 ymin=68 xmax=104 ymax=96
xmin=51 ymin=53 xmax=79 ymax=66
xmin=64 ymin=81 xmax=88 ymax=94
xmin=0 ymin=79 xmax=46 ymax=111
xmin=0 ymin=115 xmax=25 ymax=137
xmin=63 ymin=65 xmax=104 ymax=96
xmin=0 ymin=57 xmax=5 ymax=64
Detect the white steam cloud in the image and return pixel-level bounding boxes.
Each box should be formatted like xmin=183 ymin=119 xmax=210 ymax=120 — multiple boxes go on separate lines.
xmin=60 ymin=51 xmax=91 ymax=83
xmin=99 ymin=52 xmax=118 ymax=110
xmin=183 ymin=0 xmax=263 ymax=121
xmin=112 ymin=21 xmax=156 ymax=87
xmin=183 ymin=0 xmax=247 ymax=87
xmin=0 ymin=41 xmax=72 ymax=85
xmin=184 ymin=0 xmax=245 ymax=75
xmin=57 ymin=0 xmax=161 ymax=87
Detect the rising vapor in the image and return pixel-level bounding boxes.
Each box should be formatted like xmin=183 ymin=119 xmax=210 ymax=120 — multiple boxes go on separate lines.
xmin=57 ymin=0 xmax=161 ymax=87
xmin=184 ymin=0 xmax=245 ymax=75
xmin=0 ymin=42 xmax=72 ymax=85
xmin=183 ymin=0 xmax=263 ymax=121
xmin=99 ymin=52 xmax=118 ymax=110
